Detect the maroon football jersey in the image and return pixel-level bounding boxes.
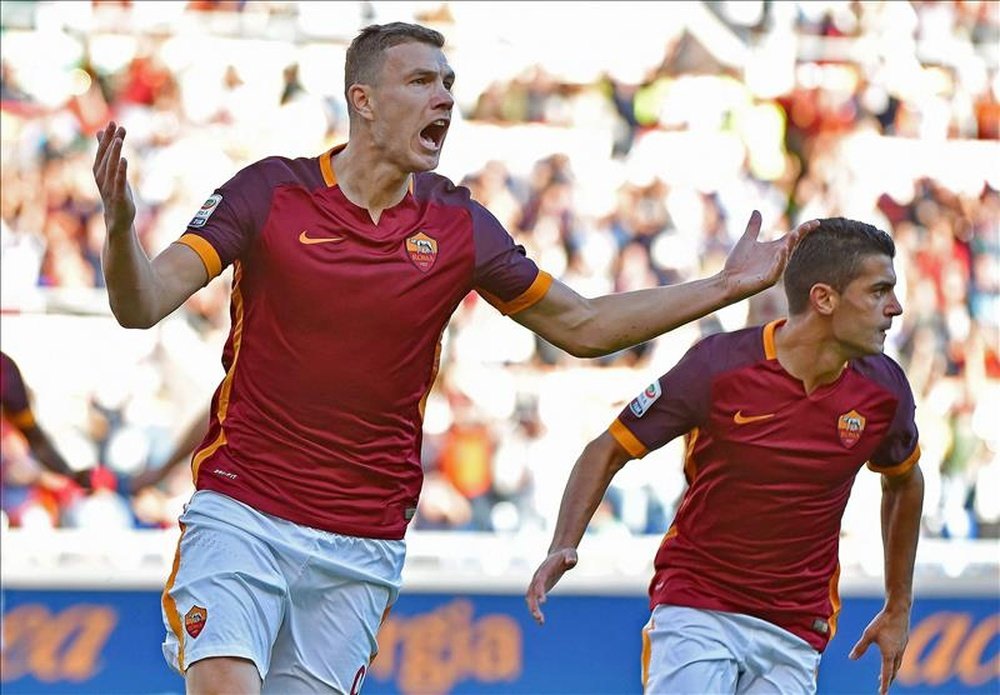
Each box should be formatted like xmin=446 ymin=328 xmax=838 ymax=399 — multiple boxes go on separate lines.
xmin=610 ymin=319 xmax=920 ymax=651
xmin=174 ymin=146 xmax=551 ymax=539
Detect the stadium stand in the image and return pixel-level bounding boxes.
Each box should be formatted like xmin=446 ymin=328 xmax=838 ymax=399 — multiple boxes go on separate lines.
xmin=2 ymin=0 xmax=997 ymax=540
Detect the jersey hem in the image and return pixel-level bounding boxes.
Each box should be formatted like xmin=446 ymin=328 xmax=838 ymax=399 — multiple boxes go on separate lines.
xmin=195 ymin=482 xmax=410 ymax=541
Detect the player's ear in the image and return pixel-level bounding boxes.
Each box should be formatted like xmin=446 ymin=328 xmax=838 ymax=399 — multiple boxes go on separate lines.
xmin=810 ymin=283 xmax=838 ymax=316
xmin=348 ymin=83 xmax=375 ymax=121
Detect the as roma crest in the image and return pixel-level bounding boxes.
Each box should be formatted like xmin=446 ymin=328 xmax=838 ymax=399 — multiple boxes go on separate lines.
xmin=837 ymin=409 xmax=866 ymax=448
xmin=406 ymin=232 xmax=438 ymax=272
xmin=185 ymin=605 xmax=207 ymax=638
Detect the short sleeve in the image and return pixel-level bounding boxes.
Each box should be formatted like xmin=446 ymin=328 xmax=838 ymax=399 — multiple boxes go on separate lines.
xmin=609 ymin=341 xmax=712 ymax=459
xmin=867 ymin=361 xmax=920 ymax=477
xmin=174 ymin=161 xmax=275 ymax=281
xmin=470 ymin=202 xmax=551 ymax=315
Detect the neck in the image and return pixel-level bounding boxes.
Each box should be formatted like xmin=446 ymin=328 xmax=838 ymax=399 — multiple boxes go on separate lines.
xmin=774 ymin=315 xmax=850 ymax=395
xmin=332 ymin=140 xmax=410 ymax=224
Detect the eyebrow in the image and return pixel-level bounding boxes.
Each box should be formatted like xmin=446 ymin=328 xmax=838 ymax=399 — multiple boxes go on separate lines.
xmin=407 ymin=67 xmax=455 ymax=84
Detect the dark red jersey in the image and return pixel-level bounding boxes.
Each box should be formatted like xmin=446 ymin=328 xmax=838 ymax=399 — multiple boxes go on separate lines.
xmin=609 ymin=319 xmax=920 ymax=651
xmin=175 ymin=146 xmax=551 ymax=539
xmin=1 ymin=351 xmax=34 ymax=432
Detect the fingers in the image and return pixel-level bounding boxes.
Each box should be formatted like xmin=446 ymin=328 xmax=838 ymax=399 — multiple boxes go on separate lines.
xmin=116 ymin=155 xmax=128 ymax=198
xmin=526 ymin=549 xmax=578 ymax=626
xmin=848 ymin=634 xmax=870 ymax=660
xmin=887 ymin=652 xmax=903 ymax=692
xmin=93 ymin=122 xmax=127 ymax=195
xmin=773 ymin=240 xmax=789 ymax=269
xmin=93 ymin=122 xmax=112 ymax=171
xmin=107 ymin=132 xmax=124 ymax=192
xmin=786 ymin=218 xmax=820 ymax=252
xmin=525 ymin=581 xmax=546 ymax=625
xmin=795 ymin=218 xmax=821 ymax=236
xmin=93 ymin=121 xmax=117 ymax=176
xmin=740 ymin=209 xmax=763 ymax=240
xmin=879 ymin=652 xmax=894 ymax=695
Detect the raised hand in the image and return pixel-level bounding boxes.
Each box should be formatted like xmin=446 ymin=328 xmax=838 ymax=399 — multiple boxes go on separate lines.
xmin=93 ymin=121 xmax=136 ymax=236
xmin=525 ymin=547 xmax=578 ymax=626
xmin=720 ymin=211 xmax=819 ymax=301
xmin=849 ymin=607 xmax=910 ymax=694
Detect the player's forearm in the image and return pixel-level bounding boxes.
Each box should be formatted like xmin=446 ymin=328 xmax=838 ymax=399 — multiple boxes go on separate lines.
xmin=547 ymin=437 xmax=628 ymax=552
xmin=551 ymin=273 xmax=735 ymax=358
xmin=881 ymin=466 xmax=924 ymax=613
xmin=102 ymin=227 xmax=170 ymax=328
xmin=25 ymin=429 xmax=74 ymax=477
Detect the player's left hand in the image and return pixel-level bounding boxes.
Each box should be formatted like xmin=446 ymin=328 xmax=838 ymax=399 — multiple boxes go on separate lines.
xmin=849 ymin=607 xmax=910 ymax=694
xmin=525 ymin=547 xmax=578 ymax=626
xmin=720 ymin=211 xmax=819 ymax=301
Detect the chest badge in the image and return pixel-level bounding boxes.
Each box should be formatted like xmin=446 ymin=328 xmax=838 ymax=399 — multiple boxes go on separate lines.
xmin=406 ymin=232 xmax=438 ymax=272
xmin=837 ymin=409 xmax=866 ymax=448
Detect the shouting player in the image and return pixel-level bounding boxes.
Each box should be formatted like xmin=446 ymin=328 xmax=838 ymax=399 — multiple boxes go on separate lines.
xmin=94 ymin=22 xmax=815 ymax=694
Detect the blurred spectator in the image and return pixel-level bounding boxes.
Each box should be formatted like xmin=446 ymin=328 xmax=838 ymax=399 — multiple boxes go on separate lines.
xmin=1 ymin=351 xmax=97 ymax=527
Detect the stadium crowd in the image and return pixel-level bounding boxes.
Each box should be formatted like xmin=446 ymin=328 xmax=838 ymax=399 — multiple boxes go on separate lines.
xmin=1 ymin=1 xmax=998 ymax=546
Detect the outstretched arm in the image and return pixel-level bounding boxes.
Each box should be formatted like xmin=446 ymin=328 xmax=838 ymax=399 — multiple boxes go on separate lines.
xmin=526 ymin=431 xmax=632 ymax=625
xmin=3 ymin=354 xmax=92 ymax=489
xmin=849 ymin=464 xmax=924 ymax=695
xmin=513 ymin=212 xmax=817 ymax=357
xmin=21 ymin=424 xmax=91 ymax=487
xmin=94 ymin=122 xmax=208 ymax=328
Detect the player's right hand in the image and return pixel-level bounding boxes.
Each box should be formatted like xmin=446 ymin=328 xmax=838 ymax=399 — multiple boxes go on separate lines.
xmin=719 ymin=211 xmax=819 ymax=301
xmin=525 ymin=547 xmax=578 ymax=626
xmin=93 ymin=121 xmax=136 ymax=236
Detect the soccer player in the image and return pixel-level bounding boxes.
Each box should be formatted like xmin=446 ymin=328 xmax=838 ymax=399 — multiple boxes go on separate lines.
xmin=93 ymin=22 xmax=816 ymax=694
xmin=1 ymin=351 xmax=94 ymax=498
xmin=526 ymin=218 xmax=924 ymax=695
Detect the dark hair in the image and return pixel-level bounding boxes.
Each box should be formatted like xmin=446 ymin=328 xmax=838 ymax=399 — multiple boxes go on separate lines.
xmin=344 ymin=22 xmax=445 ymax=111
xmin=783 ymin=217 xmax=896 ymax=315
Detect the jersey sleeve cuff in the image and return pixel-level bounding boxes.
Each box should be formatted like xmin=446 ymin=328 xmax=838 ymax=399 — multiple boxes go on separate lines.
xmin=867 ymin=443 xmax=920 ymax=477
xmin=490 ymin=271 xmax=553 ymax=316
xmin=176 ymin=234 xmax=223 ymax=281
xmin=609 ymin=419 xmax=648 ymax=459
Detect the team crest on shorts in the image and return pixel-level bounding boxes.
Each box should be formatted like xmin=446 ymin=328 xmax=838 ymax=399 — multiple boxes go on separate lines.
xmin=837 ymin=409 xmax=866 ymax=448
xmin=185 ymin=605 xmax=208 ymax=638
xmin=629 ymin=381 xmax=662 ymax=418
xmin=405 ymin=232 xmax=438 ymax=272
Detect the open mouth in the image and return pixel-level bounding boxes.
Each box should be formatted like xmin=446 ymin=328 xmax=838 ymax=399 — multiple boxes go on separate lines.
xmin=419 ymin=119 xmax=449 ymax=151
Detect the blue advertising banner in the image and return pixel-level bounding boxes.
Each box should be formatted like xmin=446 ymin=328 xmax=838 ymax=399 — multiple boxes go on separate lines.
xmin=1 ymin=589 xmax=997 ymax=694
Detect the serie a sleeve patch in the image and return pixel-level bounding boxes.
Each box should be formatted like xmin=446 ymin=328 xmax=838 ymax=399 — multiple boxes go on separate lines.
xmin=189 ymin=194 xmax=222 ymax=228
xmin=629 ymin=381 xmax=662 ymax=418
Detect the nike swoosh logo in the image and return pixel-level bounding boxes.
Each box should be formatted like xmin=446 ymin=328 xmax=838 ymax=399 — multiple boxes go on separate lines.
xmin=299 ymin=230 xmax=345 ymax=245
xmin=733 ymin=410 xmax=776 ymax=425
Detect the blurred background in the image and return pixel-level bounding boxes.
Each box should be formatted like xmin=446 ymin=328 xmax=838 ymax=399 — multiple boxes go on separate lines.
xmin=1 ymin=2 xmax=997 ymax=694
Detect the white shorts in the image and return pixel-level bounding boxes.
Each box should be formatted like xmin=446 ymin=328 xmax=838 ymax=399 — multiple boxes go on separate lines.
xmin=161 ymin=490 xmax=405 ymax=694
xmin=641 ymin=605 xmax=822 ymax=695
